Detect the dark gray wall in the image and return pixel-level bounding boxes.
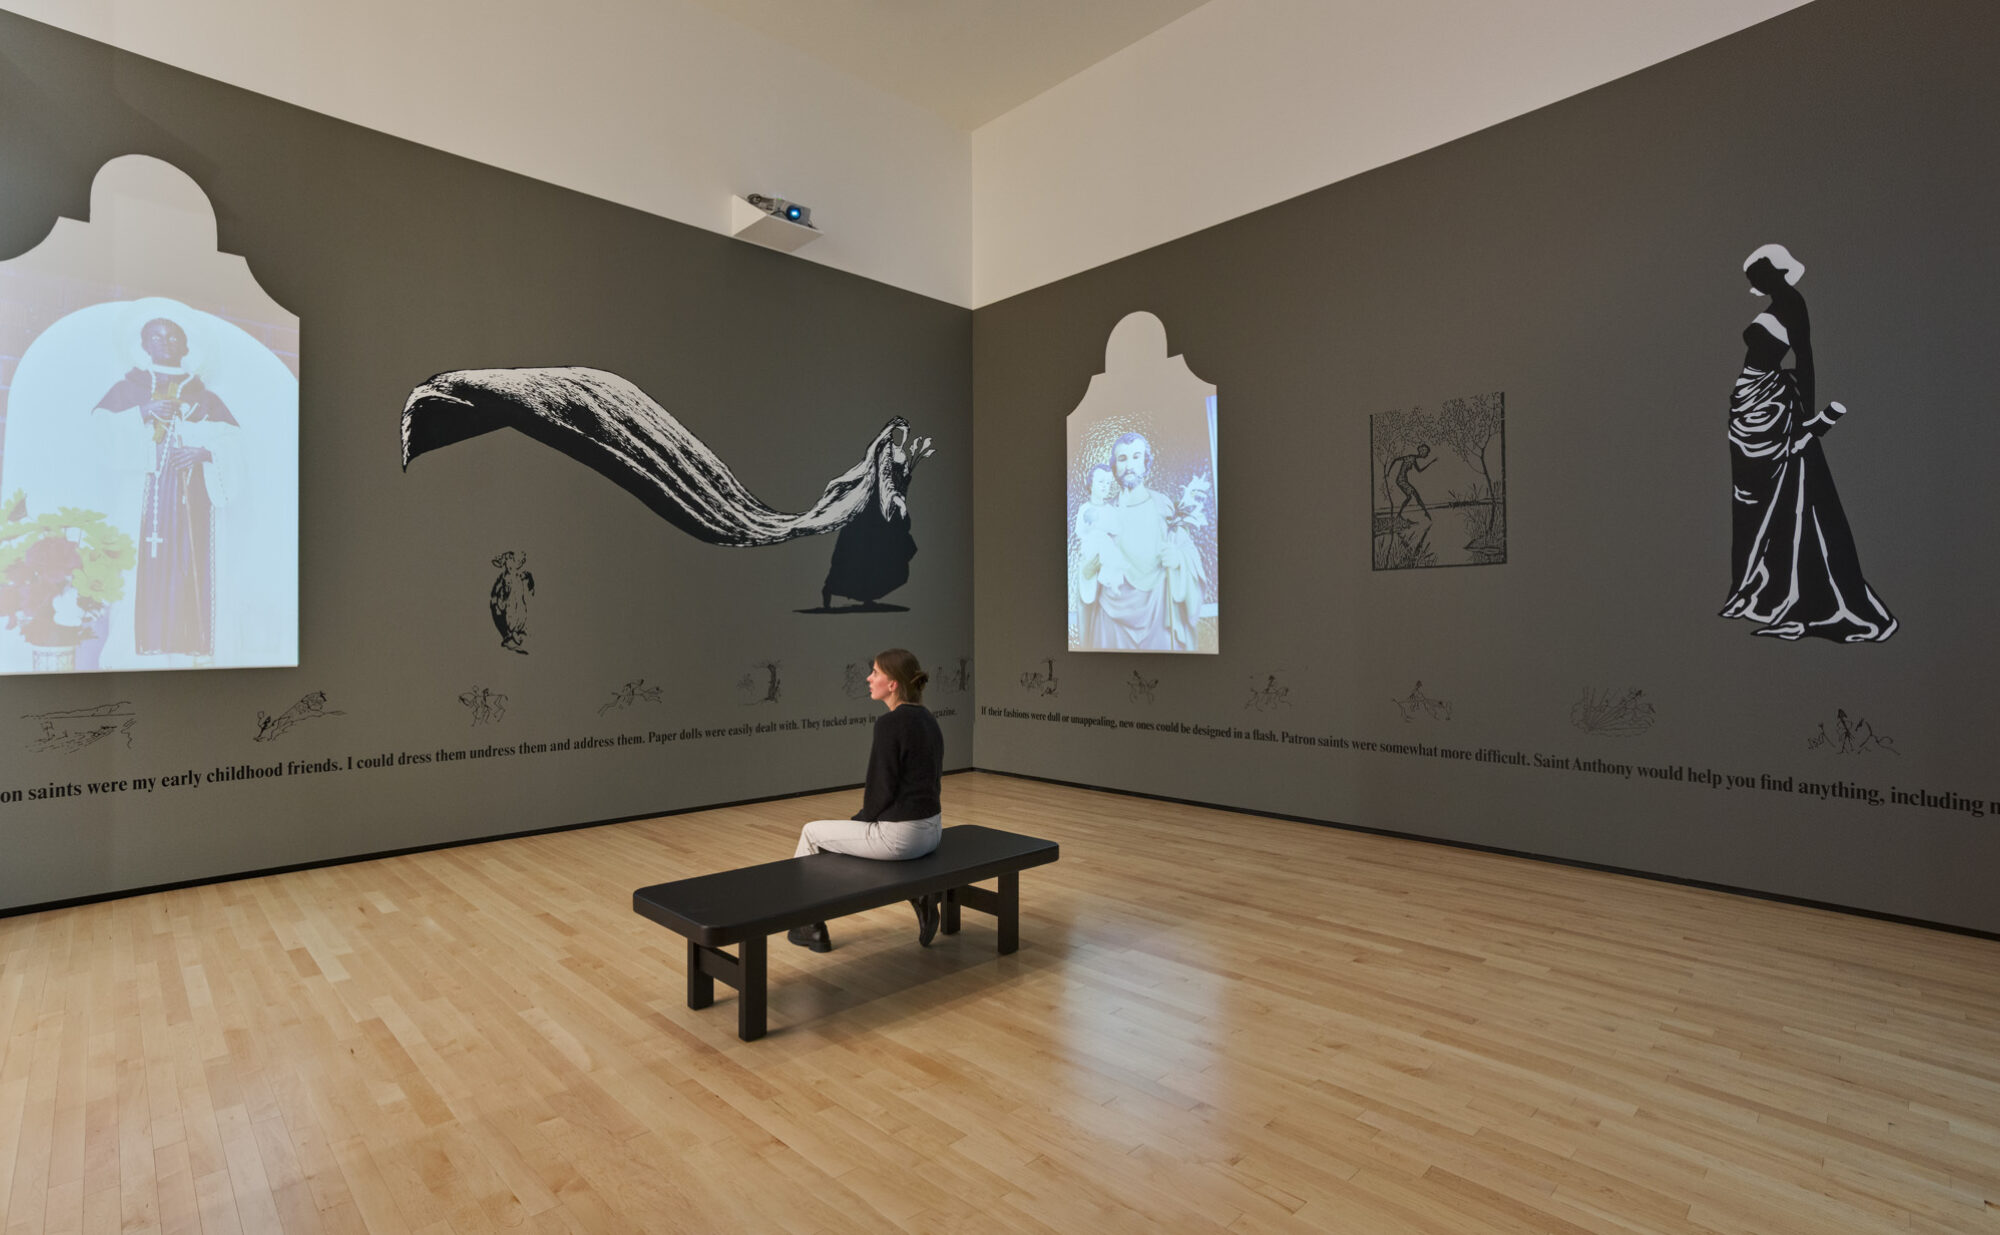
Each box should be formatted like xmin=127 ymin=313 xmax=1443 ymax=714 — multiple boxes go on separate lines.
xmin=0 ymin=11 xmax=973 ymax=911
xmin=972 ymin=0 xmax=2000 ymax=931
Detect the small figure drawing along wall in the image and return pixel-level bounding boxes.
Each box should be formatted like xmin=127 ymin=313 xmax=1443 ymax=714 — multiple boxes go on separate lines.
xmin=24 ymin=701 xmax=136 ymax=754
xmin=598 ymin=679 xmax=663 ymax=716
xmin=1572 ymin=688 xmax=1656 ymax=738
xmin=253 ymin=692 xmax=343 ymax=743
xmin=459 ymin=686 xmax=507 ymax=727
xmin=1393 ymin=682 xmax=1451 ymax=724
xmin=488 ymin=550 xmax=534 ymax=653
xmin=738 ymin=660 xmax=783 ymax=705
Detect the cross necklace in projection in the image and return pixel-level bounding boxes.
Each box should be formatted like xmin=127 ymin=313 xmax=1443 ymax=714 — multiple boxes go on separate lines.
xmin=147 ymin=371 xmax=189 ymax=559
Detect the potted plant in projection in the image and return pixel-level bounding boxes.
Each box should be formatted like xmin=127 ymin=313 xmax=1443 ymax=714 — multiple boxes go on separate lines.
xmin=0 ymin=491 xmax=135 ymax=672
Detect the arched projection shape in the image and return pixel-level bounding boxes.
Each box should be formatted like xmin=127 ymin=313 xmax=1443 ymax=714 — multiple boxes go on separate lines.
xmin=1065 ymin=310 xmax=1217 ymax=654
xmin=0 ymin=155 xmax=299 ymax=674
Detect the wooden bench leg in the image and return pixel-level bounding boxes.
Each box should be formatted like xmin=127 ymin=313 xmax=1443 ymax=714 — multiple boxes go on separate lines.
xmin=955 ymin=877 xmax=1022 ymax=954
xmin=941 ymin=887 xmax=962 ymax=935
xmin=997 ymin=871 xmax=1019 ymax=955
xmin=737 ymin=935 xmax=768 ymax=1041
xmin=687 ymin=937 xmax=767 ymax=1039
xmin=686 ymin=939 xmax=714 ymax=1010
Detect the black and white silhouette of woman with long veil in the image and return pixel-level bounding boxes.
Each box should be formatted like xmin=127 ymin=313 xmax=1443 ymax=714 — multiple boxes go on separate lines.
xmin=1719 ymin=244 xmax=1895 ymax=642
xmin=401 ymin=368 xmax=933 ymax=611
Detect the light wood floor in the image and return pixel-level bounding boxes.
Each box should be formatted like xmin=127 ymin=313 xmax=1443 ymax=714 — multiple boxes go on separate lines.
xmin=3 ymin=773 xmax=1997 ymax=1234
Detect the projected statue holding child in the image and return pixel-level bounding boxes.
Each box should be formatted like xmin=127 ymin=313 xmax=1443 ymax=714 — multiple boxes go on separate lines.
xmin=1076 ymin=431 xmax=1208 ymax=651
xmin=1066 ymin=311 xmax=1218 ymax=654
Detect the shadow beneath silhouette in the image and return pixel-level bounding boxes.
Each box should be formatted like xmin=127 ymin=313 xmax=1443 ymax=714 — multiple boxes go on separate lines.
xmin=794 ymin=601 xmax=911 ymax=615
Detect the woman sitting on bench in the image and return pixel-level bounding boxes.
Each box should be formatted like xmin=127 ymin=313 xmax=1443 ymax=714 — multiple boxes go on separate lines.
xmin=788 ymin=648 xmax=944 ymax=953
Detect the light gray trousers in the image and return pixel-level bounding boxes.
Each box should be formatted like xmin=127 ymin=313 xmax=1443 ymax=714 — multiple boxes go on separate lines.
xmin=794 ymin=814 xmax=942 ymax=861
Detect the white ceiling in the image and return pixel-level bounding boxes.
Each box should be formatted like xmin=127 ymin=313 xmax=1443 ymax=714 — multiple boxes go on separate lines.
xmin=680 ymin=0 xmax=1215 ymax=130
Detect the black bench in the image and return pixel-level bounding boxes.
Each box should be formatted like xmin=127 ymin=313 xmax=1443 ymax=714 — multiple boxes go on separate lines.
xmin=632 ymin=824 xmax=1060 ymax=1040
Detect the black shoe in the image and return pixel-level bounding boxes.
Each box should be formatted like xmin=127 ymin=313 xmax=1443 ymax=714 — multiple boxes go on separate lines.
xmin=787 ymin=922 xmax=831 ymax=952
xmin=910 ymin=895 xmax=939 ymax=947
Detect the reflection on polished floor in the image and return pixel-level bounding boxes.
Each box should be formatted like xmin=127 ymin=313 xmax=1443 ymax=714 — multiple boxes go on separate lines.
xmin=2 ymin=772 xmax=1996 ymax=1233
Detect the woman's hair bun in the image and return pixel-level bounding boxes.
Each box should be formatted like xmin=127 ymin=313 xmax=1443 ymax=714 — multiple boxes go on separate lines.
xmin=873 ymin=648 xmax=928 ymax=702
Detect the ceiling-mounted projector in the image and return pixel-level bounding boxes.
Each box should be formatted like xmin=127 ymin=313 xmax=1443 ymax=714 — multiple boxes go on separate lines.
xmin=746 ymin=194 xmax=813 ymax=229
xmin=731 ymin=194 xmax=821 ymax=253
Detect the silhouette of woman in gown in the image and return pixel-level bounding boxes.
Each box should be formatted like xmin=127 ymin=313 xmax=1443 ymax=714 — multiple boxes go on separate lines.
xmin=1719 ymin=245 xmax=1894 ymax=642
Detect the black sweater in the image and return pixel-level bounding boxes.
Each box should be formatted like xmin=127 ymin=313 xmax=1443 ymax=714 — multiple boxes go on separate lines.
xmin=852 ymin=704 xmax=944 ymax=822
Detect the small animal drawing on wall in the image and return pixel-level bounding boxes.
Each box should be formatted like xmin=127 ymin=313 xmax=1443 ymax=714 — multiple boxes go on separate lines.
xmin=489 ymin=550 xmax=534 ymax=653
xmin=1019 ymin=658 xmax=1059 ymax=697
xmin=1371 ymin=394 xmax=1506 ymax=571
xmin=459 ymin=686 xmax=507 ymax=726
xmin=1127 ymin=671 xmax=1158 ymax=704
xmin=25 ymin=701 xmax=135 ymax=753
xmin=1720 ymin=245 xmax=1894 ymax=642
xmin=401 ymin=369 xmax=933 ymax=612
xmin=841 ymin=663 xmax=870 ymax=700
xmin=254 ymin=690 xmax=343 ymax=742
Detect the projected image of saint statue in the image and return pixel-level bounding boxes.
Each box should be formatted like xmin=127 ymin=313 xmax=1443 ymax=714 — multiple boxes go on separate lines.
xmin=400 ymin=369 xmax=933 ymax=613
xmin=1370 ymin=394 xmax=1506 ymax=571
xmin=1719 ymin=245 xmax=1894 ymax=642
xmin=0 ymin=156 xmax=301 ymax=675
xmin=91 ymin=317 xmax=239 ymax=658
xmin=1065 ymin=312 xmax=1217 ymax=654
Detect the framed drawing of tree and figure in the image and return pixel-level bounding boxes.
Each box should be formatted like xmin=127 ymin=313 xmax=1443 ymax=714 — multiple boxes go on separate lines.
xmin=1370 ymin=392 xmax=1506 ymax=571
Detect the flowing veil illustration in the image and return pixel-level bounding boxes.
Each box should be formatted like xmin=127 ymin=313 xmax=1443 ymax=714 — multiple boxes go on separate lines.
xmin=401 ymin=367 xmax=933 ymax=607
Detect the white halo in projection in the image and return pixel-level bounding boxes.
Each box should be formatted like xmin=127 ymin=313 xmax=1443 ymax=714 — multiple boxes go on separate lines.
xmin=0 ymin=155 xmax=299 ymax=674
xmin=1065 ymin=310 xmax=1217 ymax=654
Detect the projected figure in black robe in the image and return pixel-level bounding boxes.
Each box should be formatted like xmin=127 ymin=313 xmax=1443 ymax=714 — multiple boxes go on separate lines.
xmin=93 ymin=318 xmax=238 ymax=657
xmin=401 ymin=368 xmax=933 ymax=611
xmin=1720 ymin=245 xmax=1895 ymax=642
